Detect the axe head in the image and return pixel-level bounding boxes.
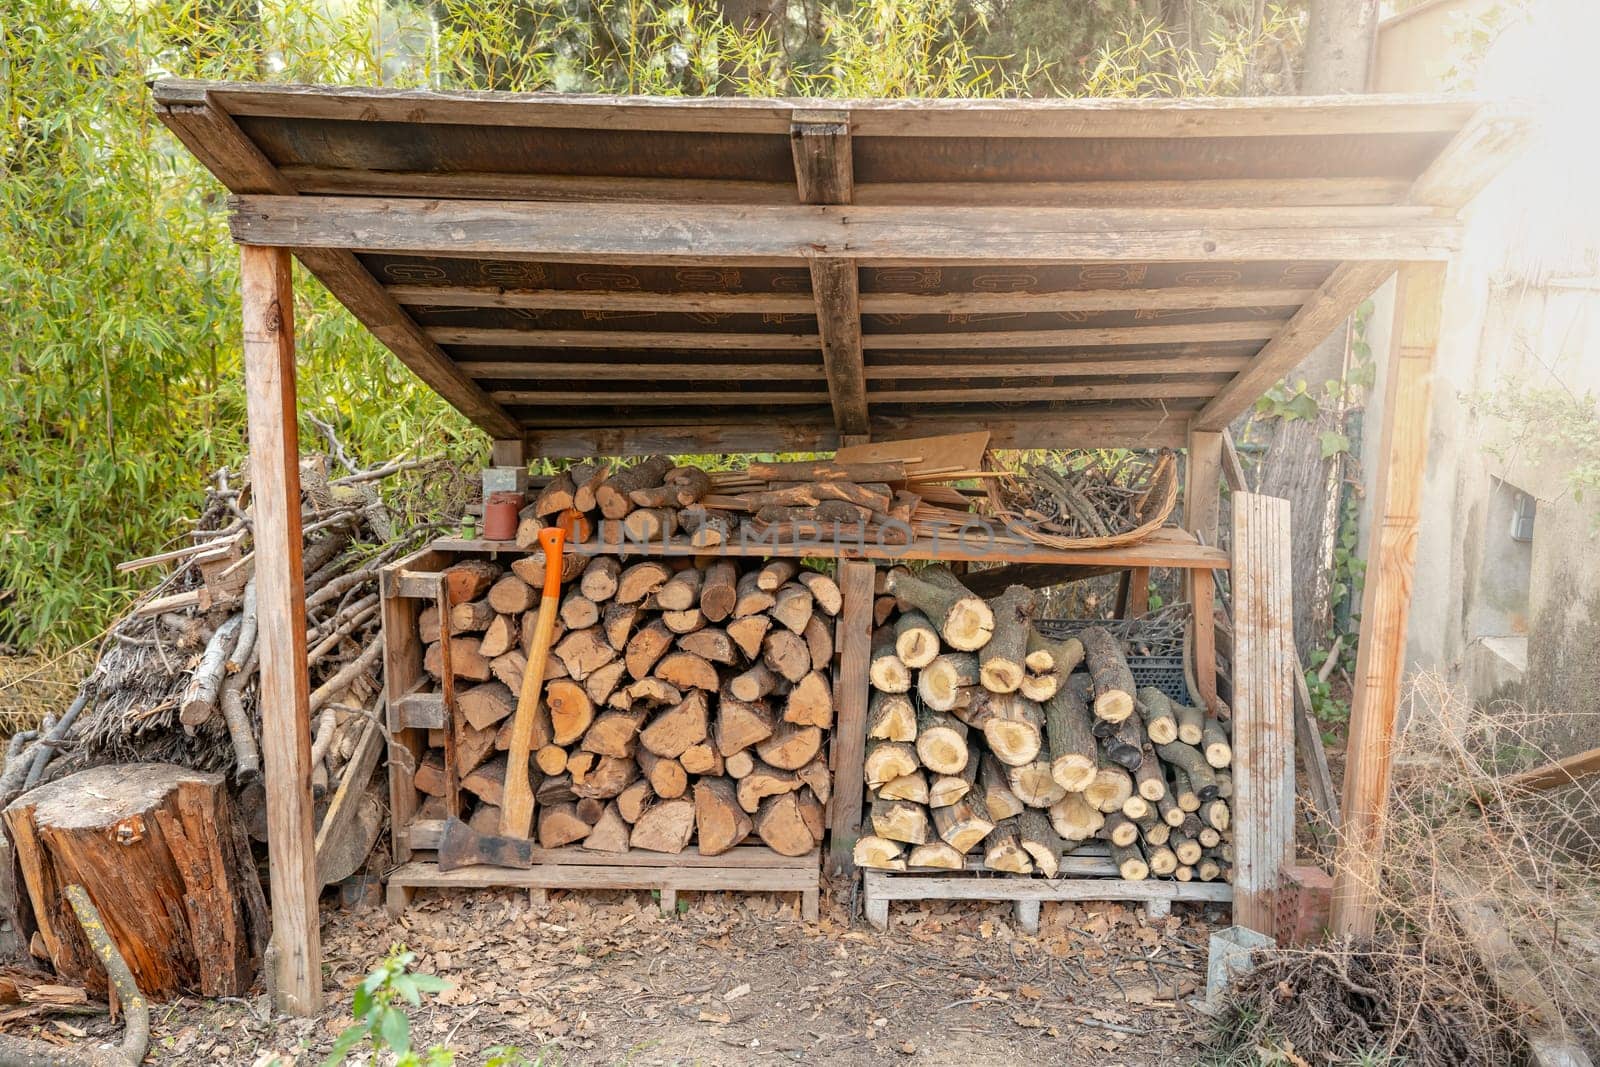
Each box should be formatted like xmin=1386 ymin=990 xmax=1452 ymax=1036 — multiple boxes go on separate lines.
xmin=438 ymin=816 xmax=534 ymax=873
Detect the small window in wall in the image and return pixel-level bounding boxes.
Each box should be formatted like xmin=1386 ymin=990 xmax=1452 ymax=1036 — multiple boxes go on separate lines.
xmin=1468 ymin=478 xmax=1535 ymax=638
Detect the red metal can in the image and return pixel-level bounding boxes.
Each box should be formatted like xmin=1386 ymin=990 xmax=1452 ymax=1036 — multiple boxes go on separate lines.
xmin=483 ymin=490 xmax=524 ymax=542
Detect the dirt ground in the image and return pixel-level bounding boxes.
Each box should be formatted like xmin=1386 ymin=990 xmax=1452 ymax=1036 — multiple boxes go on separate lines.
xmin=21 ymin=879 xmax=1228 ymax=1066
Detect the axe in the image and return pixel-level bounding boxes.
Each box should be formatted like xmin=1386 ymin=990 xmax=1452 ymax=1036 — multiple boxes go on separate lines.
xmin=499 ymin=525 xmax=566 ymax=838
xmin=438 ymin=814 xmax=533 ymax=873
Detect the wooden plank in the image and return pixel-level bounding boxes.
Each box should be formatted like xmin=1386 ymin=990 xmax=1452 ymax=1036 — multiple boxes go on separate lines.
xmin=859 ymin=286 xmax=1315 ymax=314
xmin=394 ymin=842 xmax=815 ymax=871
xmin=861 ymin=321 xmax=1282 ymax=349
xmin=1185 ymin=429 xmax=1224 ymax=548
xmin=1231 ymin=491 xmax=1296 ymax=937
xmin=1488 ymin=745 xmax=1600 ymax=799
xmin=828 ymin=560 xmax=875 ymax=875
xmin=228 ymin=196 xmax=1463 ymax=265
xmin=154 ymin=99 xmax=522 ymax=441
xmin=390 ymin=285 xmax=816 ymax=313
xmin=282 ymin=166 xmax=799 ymax=204
xmin=429 ymin=327 xmax=820 ymax=350
xmin=1332 ymin=263 xmax=1445 ymax=939
xmin=458 ymin=361 xmax=824 ymax=382
xmin=868 ymin=381 xmax=1223 ymax=404
xmin=835 ymin=431 xmax=989 ymax=473
xmin=380 ymin=547 xmax=450 ymax=864
xmin=1406 ymin=104 xmax=1535 ymax=211
xmin=434 ymin=527 xmax=1231 ymax=569
xmin=240 ymin=244 xmax=322 ymax=1016
xmin=1191 ymin=261 xmax=1396 ymax=431
xmin=313 ymin=698 xmax=386 ymax=885
xmin=490 ymin=389 xmax=824 ymax=406
xmin=864 ymin=870 xmax=1232 ymax=903
xmin=155 ymin=79 xmax=1480 ymax=139
xmin=853 ymin=178 xmax=1413 ymax=207
xmin=809 ymin=259 xmax=870 ymax=436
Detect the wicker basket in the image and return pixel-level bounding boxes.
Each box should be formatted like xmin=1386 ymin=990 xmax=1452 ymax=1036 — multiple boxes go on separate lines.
xmin=984 ymin=450 xmax=1179 ymax=551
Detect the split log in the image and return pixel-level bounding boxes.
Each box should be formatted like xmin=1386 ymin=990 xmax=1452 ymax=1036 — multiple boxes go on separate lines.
xmin=979 ymin=585 xmax=1035 ymax=694
xmin=511 ymin=551 xmax=584 ymax=591
xmin=802 ymin=615 xmax=833 ymax=671
xmin=179 ymin=614 xmax=240 ymax=726
xmin=797 ymin=759 xmax=830 ymax=806
xmin=864 ymin=741 xmax=919 ymax=789
xmin=536 ymin=773 xmax=576 ymax=806
xmin=630 ymin=797 xmax=695 ymax=853
xmin=762 ymin=629 xmax=811 ymax=684
xmin=757 ymin=559 xmax=799 ymax=592
xmin=583 ymin=658 xmax=628 ymax=706
xmin=681 ymin=507 xmax=736 ymax=548
xmin=873 ymin=595 xmax=897 ymax=627
xmin=679 ymin=742 xmax=724 ymax=776
xmin=488 ymin=574 xmax=535 ymax=616
xmin=625 ymin=620 xmax=675 ymax=680
xmin=459 ymin=681 xmax=516 ymax=732
xmin=665 ymin=465 xmax=711 ymax=507
xmin=449 ymin=599 xmax=496 ymax=634
xmin=754 ymin=721 xmax=822 ymax=770
xmin=747 ymin=459 xmax=905 ymax=483
xmin=871 ymin=798 xmax=929 ymax=845
xmin=983 ymin=819 xmax=1033 ymax=874
xmin=735 ymin=764 xmax=798 ymax=814
xmin=581 ymin=709 xmax=647 ymax=758
xmin=579 ymin=556 xmax=622 ymax=602
xmin=599 ymin=602 xmax=641 ymax=651
xmin=479 ymin=613 xmax=520 ymax=658
xmin=981 ymin=694 xmax=1044 ymax=767
xmin=733 ymin=572 xmax=776 ymax=617
xmin=622 ymin=677 xmax=680 ymax=708
xmin=931 ymin=797 xmax=993 ymax=854
xmin=559 ymin=589 xmax=600 ymax=631
xmin=754 ymin=792 xmax=815 ymax=856
xmin=552 ymin=627 xmax=615 ymax=681
xmin=892 ymin=610 xmax=939 ymax=669
xmin=699 ymin=560 xmax=739 ymax=621
xmin=1044 ymin=683 xmax=1097 ymax=793
xmin=918 ymin=652 xmax=979 ymax=712
xmin=915 ymin=707 xmax=969 ymax=776
xmin=726 ymin=615 xmax=771 ymax=660
xmin=636 ymin=750 xmax=688 ymax=799
xmin=879 ymin=771 xmax=929 ymax=804
xmin=597 ymin=455 xmax=673 ymax=519
xmin=1025 ymin=630 xmax=1084 ymax=675
xmin=655 ymin=651 xmax=719 ymax=692
xmin=546 ymin=679 xmax=595 ymax=745
xmin=784 ymin=671 xmax=834 ymax=728
xmin=868 ymin=629 xmax=911 ymax=694
xmin=1006 ymin=760 xmax=1066 ymax=808
xmin=796 ymin=570 xmax=842 ymax=616
xmin=693 ymin=778 xmax=751 ymax=856
xmin=769 ymin=584 xmax=814 ymax=634
xmin=463 ymin=756 xmax=509 ymax=807
xmin=978 ymin=753 xmax=1025 ymax=822
xmin=853 ymin=836 xmax=906 ymax=871
xmin=678 ymin=627 xmax=736 ymax=665
xmin=866 ymin=691 xmax=916 ymax=742
xmin=1049 ymin=791 xmax=1104 ymax=842
xmin=442 ymin=559 xmax=499 ymax=603
xmin=424 ymin=638 xmax=490 ymax=682
xmin=885 ymin=569 xmax=993 ymax=651
xmin=1081 ymin=627 xmax=1136 ymax=722
xmin=532 ymin=463 xmax=592 ymax=518
xmin=2 ymin=764 xmax=266 ymax=999
xmin=1201 ymin=798 xmax=1231 ymax=832
xmin=714 ymin=696 xmax=775 ymax=757
xmin=621 ymin=507 xmax=677 ymax=542
xmin=928 ymin=753 xmax=979 ymax=809
xmin=905 ymin=841 xmax=963 ymax=870
xmin=616 ymin=561 xmax=672 ymax=604
xmin=571 ymin=756 xmax=637 ymax=800
xmin=582 ymin=803 xmax=631 ymax=853
xmin=1016 ymin=809 xmax=1066 ymax=878
xmin=639 ymin=690 xmax=710 ymax=758
xmin=616 ymin=779 xmax=654 ymax=823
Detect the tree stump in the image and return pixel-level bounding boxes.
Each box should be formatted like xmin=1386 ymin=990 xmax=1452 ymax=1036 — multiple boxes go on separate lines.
xmin=2 ymin=764 xmax=267 ymax=1000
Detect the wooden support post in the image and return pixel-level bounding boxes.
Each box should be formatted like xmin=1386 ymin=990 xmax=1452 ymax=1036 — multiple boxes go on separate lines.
xmin=491 ymin=439 xmax=528 ymax=467
xmin=828 ymin=560 xmax=875 ymax=875
xmin=1186 ymin=429 xmax=1223 ymax=705
xmin=1232 ymin=492 xmax=1296 ymax=937
xmin=1114 ymin=567 xmax=1150 ymax=618
xmin=1332 ymin=263 xmax=1445 ymax=939
xmin=240 ymin=244 xmax=322 ymax=1015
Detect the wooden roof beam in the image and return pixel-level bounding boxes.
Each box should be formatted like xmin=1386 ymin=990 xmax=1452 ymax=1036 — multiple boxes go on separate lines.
xmin=155 ymin=99 xmax=522 ymax=442
xmin=1406 ymin=103 xmax=1535 ymax=212
xmin=1188 ymin=261 xmax=1397 ymax=432
xmin=228 ymin=196 xmax=1462 ymax=264
xmin=793 ymin=111 xmax=869 ymax=439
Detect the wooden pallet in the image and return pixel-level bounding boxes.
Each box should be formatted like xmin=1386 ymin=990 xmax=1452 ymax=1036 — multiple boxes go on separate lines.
xmin=863 ymin=846 xmax=1231 ymax=934
xmin=386 ymin=845 xmax=821 ymax=920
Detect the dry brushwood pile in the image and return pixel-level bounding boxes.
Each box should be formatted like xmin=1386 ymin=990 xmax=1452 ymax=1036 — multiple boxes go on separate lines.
xmin=986 ymin=450 xmax=1179 ymax=549
xmin=415 ymin=554 xmax=839 ymax=857
xmin=0 ymin=448 xmax=444 ymax=837
xmin=854 ymin=566 xmax=1233 ymax=882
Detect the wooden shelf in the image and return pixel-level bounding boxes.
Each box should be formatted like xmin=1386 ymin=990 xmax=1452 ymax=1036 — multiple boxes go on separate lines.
xmin=386 ymin=847 xmax=820 ymax=920
xmin=430 ymin=526 xmax=1228 ymax=570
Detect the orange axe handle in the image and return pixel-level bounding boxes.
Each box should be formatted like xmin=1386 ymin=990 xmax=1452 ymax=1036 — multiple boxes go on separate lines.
xmin=499 ymin=526 xmax=566 ymax=839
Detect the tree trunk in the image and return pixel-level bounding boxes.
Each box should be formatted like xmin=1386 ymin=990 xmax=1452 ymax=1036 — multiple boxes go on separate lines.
xmin=3 ymin=764 xmax=267 ymax=1000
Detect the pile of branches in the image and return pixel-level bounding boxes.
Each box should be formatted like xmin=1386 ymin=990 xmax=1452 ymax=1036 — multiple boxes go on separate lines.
xmin=0 ymin=435 xmax=454 ymax=810
xmin=985 ymin=449 xmax=1178 ymax=546
xmin=1210 ymin=941 xmax=1521 ymax=1067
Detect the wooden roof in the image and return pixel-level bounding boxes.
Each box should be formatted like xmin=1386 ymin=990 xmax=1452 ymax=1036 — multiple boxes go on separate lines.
xmin=153 ymin=80 xmax=1529 ymax=455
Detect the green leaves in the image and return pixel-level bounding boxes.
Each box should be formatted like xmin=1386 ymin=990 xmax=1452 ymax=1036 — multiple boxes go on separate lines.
xmin=1319 ymin=431 xmax=1351 ymax=459
xmin=322 ymin=944 xmax=454 ymax=1066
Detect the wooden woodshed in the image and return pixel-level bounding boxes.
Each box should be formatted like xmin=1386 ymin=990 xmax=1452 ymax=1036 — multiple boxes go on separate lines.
xmin=151 ymin=78 xmax=1528 ymax=1015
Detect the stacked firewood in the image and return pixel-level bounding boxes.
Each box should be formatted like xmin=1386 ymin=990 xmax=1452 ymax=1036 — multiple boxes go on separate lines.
xmin=853 ymin=567 xmax=1234 ymax=882
xmin=414 ymin=554 xmax=839 ymax=857
xmin=514 ymin=456 xmax=972 ymax=550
